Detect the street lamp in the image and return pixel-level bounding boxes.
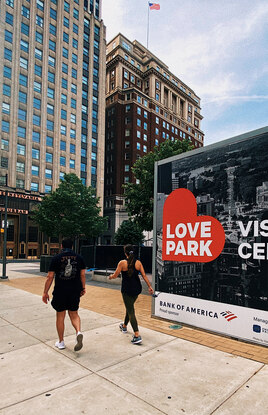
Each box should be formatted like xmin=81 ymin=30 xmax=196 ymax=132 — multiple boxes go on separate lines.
xmin=1 ymin=174 xmax=8 ymax=279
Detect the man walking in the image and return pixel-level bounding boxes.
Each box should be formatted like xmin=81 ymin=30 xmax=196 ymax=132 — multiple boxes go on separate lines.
xmin=42 ymin=238 xmax=86 ymax=351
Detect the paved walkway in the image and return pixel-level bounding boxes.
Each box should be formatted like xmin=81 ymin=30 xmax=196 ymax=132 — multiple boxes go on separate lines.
xmin=0 ymin=262 xmax=268 ymax=414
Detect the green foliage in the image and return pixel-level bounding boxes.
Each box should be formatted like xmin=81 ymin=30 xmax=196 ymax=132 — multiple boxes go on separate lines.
xmin=124 ymin=139 xmax=193 ymax=231
xmin=114 ymin=219 xmax=144 ymax=246
xmin=32 ymin=173 xmax=107 ymax=239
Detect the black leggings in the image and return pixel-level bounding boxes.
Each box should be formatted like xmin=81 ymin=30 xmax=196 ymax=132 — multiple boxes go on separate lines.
xmin=122 ymin=293 xmax=138 ymax=332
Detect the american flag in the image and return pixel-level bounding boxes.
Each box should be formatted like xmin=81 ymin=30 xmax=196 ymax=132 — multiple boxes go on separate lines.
xmin=149 ymin=2 xmax=160 ymax=10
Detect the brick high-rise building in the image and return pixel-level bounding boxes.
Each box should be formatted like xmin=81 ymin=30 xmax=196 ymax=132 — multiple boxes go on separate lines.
xmin=0 ymin=0 xmax=105 ymax=258
xmin=103 ymin=33 xmax=204 ymax=244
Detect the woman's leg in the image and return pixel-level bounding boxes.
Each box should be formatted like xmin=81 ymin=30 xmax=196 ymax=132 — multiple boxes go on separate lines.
xmin=122 ymin=293 xmax=139 ymax=336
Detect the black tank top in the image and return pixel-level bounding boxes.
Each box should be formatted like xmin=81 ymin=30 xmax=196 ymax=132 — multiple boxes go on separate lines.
xmin=121 ymin=261 xmax=142 ymax=296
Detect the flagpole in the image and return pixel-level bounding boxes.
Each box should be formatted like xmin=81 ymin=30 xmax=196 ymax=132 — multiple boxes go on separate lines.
xmin=147 ymin=2 xmax=150 ymax=49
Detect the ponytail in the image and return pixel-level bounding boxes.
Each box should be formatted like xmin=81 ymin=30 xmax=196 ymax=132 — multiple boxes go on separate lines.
xmin=124 ymin=244 xmax=135 ymax=277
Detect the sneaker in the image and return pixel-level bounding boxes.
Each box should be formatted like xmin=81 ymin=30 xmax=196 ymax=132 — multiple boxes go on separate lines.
xmin=74 ymin=333 xmax=83 ymax=351
xmin=119 ymin=323 xmax=127 ymax=333
xmin=131 ymin=335 xmax=142 ymax=345
xmin=55 ymin=341 xmax=65 ymax=349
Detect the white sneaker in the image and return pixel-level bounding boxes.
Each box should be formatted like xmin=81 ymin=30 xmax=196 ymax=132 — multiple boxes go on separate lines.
xmin=55 ymin=341 xmax=65 ymax=349
xmin=74 ymin=332 xmax=83 ymax=351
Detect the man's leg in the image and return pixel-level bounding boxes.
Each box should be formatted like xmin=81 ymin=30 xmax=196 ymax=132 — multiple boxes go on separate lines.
xmin=56 ymin=310 xmax=66 ymax=342
xmin=68 ymin=310 xmax=81 ymax=333
xmin=68 ymin=310 xmax=83 ymax=351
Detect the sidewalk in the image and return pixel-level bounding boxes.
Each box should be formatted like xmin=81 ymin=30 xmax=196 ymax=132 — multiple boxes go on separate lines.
xmin=0 ymin=262 xmax=268 ymax=414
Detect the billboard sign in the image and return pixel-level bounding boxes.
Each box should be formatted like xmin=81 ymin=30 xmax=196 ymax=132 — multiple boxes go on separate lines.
xmin=153 ymin=127 xmax=268 ymax=346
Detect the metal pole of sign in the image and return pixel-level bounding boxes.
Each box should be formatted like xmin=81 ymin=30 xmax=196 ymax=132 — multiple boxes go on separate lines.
xmin=1 ymin=174 xmax=8 ymax=279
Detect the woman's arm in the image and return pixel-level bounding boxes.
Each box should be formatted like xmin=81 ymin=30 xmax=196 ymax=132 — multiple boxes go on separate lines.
xmin=108 ymin=260 xmax=124 ymax=280
xmin=136 ymin=260 xmax=154 ymax=294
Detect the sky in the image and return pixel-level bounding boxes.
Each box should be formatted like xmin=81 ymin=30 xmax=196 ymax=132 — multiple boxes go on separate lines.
xmin=102 ymin=0 xmax=268 ymax=146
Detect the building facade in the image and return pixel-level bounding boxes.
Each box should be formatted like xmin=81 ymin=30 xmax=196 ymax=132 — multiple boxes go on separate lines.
xmin=0 ymin=0 xmax=105 ymax=258
xmin=103 ymin=33 xmax=204 ymax=244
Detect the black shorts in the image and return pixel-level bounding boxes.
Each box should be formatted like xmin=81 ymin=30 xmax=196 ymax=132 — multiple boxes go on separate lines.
xmin=51 ymin=290 xmax=80 ymax=312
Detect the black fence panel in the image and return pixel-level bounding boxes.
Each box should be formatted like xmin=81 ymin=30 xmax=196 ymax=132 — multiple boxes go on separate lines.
xmin=140 ymin=247 xmax=152 ymax=273
xmin=80 ymin=245 xmax=95 ymax=268
xmin=80 ymin=245 xmax=152 ymax=272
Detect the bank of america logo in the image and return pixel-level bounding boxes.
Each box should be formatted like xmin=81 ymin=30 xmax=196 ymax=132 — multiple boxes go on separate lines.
xmin=220 ymin=311 xmax=238 ymax=322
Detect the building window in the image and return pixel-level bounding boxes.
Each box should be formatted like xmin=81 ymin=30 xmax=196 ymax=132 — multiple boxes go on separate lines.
xmin=2 ymin=103 xmax=10 ymax=114
xmin=35 ymin=31 xmax=43 ymax=44
xmin=37 ymin=0 xmax=44 ymax=11
xmin=73 ymin=8 xmax=79 ymax=19
xmin=60 ymin=156 xmax=66 ymax=166
xmin=50 ymin=8 xmax=57 ymax=20
xmin=45 ymin=169 xmax=52 ymax=179
xmin=32 ymin=148 xmax=40 ymax=160
xmin=17 ymin=144 xmax=26 ymax=155
xmin=5 ymin=29 xmax=13 ymax=43
xmin=6 ymin=12 xmax=13 ymax=26
xmin=47 ymin=104 xmax=54 ymax=115
xmin=47 ymin=120 xmax=54 ymax=131
xmin=46 ymin=136 xmax=53 ymax=147
xmin=31 ymin=182 xmax=39 ymax=191
xmin=35 ymin=64 xmax=42 ymax=77
xmin=2 ymin=121 xmax=10 ymax=133
xmin=4 ymin=47 xmax=12 ymax=61
xmin=60 ymin=140 xmax=66 ymax=151
xmin=0 ymin=157 xmax=8 ymax=169
xmin=16 ymin=179 xmax=24 ymax=189
xmin=21 ymin=5 xmax=30 ymax=18
xmin=16 ymin=161 xmax=25 ymax=173
xmin=70 ymin=159 xmax=75 ymax=169
xmin=3 ymin=134 xmax=12 ymax=152
xmin=34 ymin=81 xmax=42 ymax=93
xmin=48 ymin=56 xmax=55 ymax=67
xmin=18 ymin=108 xmax=27 ymax=121
xmin=20 ymin=57 xmax=28 ymax=70
xmin=45 ymin=185 xmax=52 ymax=193
xmin=32 ymin=165 xmax=39 ymax=177
xmin=46 ymin=152 xmax=53 ymax=163
xmin=47 ymin=88 xmax=54 ymax=99
xmin=32 ymin=131 xmax=40 ymax=143
xmin=4 ymin=66 xmax=12 ymax=79
xmin=36 ymin=15 xmax=43 ymax=27
xmin=33 ymin=97 xmax=41 ymax=110
xmin=18 ymin=126 xmax=26 ymax=138
xmin=33 ymin=114 xmax=41 ymax=126
xmin=50 ymin=23 xmax=56 ymax=36
xmin=3 ymin=84 xmax=11 ymax=97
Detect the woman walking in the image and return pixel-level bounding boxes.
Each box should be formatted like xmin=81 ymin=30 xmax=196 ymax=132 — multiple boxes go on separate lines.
xmin=109 ymin=244 xmax=154 ymax=344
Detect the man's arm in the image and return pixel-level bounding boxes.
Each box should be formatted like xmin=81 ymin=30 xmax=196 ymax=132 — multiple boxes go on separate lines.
xmin=42 ymin=271 xmax=55 ymax=304
xmin=80 ymin=269 xmax=86 ymax=296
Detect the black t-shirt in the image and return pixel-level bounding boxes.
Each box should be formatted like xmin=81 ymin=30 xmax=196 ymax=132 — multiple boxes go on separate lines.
xmin=121 ymin=261 xmax=142 ymax=296
xmin=49 ymin=249 xmax=86 ymax=293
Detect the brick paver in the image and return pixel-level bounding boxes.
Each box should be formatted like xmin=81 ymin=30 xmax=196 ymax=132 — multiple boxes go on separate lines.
xmin=2 ymin=276 xmax=268 ymax=364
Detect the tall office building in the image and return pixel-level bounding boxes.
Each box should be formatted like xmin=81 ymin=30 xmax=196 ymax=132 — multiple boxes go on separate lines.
xmin=103 ymin=33 xmax=204 ymax=244
xmin=0 ymin=0 xmax=105 ymax=258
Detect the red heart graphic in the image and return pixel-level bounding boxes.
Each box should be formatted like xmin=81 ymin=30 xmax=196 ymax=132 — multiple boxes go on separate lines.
xmin=162 ymin=189 xmax=225 ymax=262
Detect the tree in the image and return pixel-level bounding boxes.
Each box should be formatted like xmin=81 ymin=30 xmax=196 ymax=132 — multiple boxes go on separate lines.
xmin=114 ymin=219 xmax=145 ymax=246
xmin=124 ymin=139 xmax=193 ymax=231
xmin=33 ymin=174 xmax=107 ymax=243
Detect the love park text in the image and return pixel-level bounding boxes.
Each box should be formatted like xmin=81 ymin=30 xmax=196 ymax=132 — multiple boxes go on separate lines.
xmin=162 ymin=189 xmax=225 ymax=262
